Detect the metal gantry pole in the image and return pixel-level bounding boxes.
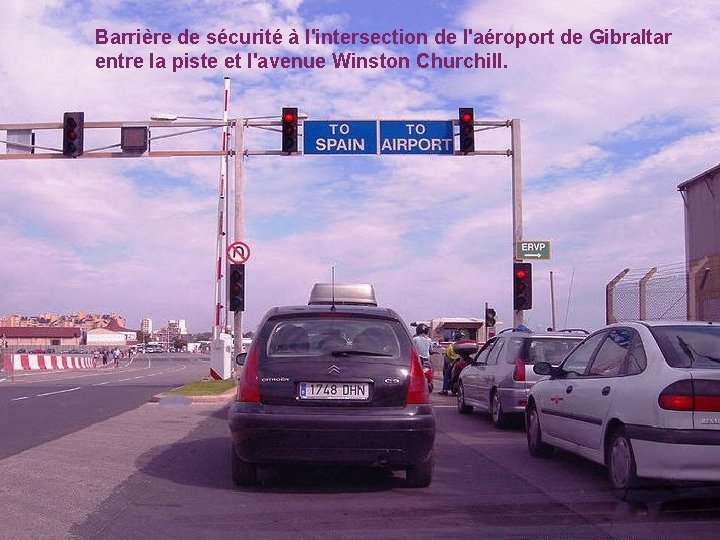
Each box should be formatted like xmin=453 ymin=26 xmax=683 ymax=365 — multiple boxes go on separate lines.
xmin=511 ymin=118 xmax=523 ymax=328
xmin=233 ymin=118 xmax=244 ymax=355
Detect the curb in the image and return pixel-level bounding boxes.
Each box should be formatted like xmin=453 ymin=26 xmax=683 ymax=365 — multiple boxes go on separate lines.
xmin=149 ymin=387 xmax=236 ymax=404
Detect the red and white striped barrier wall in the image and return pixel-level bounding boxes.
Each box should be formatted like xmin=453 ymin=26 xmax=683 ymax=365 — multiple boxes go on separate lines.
xmin=3 ymin=354 xmax=96 ymax=372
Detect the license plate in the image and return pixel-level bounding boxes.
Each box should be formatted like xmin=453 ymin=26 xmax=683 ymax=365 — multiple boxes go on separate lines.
xmin=299 ymin=382 xmax=370 ymax=400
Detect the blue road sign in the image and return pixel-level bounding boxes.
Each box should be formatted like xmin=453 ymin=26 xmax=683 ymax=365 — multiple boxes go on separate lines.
xmin=379 ymin=121 xmax=454 ymax=155
xmin=303 ymin=121 xmax=377 ymax=155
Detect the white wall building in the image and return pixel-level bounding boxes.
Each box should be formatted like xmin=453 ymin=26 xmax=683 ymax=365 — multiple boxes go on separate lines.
xmin=141 ymin=318 xmax=153 ymax=335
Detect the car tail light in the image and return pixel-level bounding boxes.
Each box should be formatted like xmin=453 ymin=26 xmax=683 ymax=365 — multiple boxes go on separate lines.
xmin=237 ymin=343 xmax=260 ymax=402
xmin=512 ymin=359 xmax=525 ymax=382
xmin=659 ymin=379 xmax=720 ymax=412
xmin=406 ymin=348 xmax=429 ymax=404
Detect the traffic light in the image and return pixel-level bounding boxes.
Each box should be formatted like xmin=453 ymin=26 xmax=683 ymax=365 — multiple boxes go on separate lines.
xmin=458 ymin=107 xmax=474 ymax=154
xmin=485 ymin=307 xmax=497 ymax=327
xmin=229 ymin=263 xmax=246 ymax=312
xmin=513 ymin=262 xmax=533 ymax=310
xmin=62 ymin=112 xmax=84 ymax=157
xmin=121 ymin=126 xmax=148 ymax=154
xmin=281 ymin=107 xmax=298 ymax=153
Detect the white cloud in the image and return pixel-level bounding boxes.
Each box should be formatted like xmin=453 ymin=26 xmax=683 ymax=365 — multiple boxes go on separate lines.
xmin=1 ymin=0 xmax=718 ymax=336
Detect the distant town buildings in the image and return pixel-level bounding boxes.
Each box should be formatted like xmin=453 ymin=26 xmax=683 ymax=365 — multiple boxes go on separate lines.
xmin=0 ymin=312 xmax=126 ymax=330
xmin=0 ymin=312 xmax=193 ymax=352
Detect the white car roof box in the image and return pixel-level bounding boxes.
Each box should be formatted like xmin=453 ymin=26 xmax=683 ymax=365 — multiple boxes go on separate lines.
xmin=308 ymin=283 xmax=377 ymax=306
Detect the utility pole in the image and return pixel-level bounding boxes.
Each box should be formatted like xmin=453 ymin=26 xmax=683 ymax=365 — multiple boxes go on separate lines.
xmin=511 ymin=118 xmax=523 ymax=328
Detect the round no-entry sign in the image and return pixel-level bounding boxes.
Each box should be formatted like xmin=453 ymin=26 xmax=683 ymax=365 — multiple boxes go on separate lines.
xmin=226 ymin=241 xmax=251 ymax=264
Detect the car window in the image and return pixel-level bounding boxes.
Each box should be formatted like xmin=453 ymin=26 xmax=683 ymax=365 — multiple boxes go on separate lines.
xmin=486 ymin=338 xmax=505 ymax=366
xmin=266 ymin=318 xmax=401 ymax=358
xmin=651 ymin=325 xmax=720 ymax=369
xmin=474 ymin=339 xmax=496 ymax=364
xmin=516 ymin=337 xmax=583 ymax=365
xmin=561 ymin=332 xmax=605 ymax=376
xmin=624 ymin=330 xmax=647 ymax=375
xmin=587 ymin=329 xmax=632 ymax=377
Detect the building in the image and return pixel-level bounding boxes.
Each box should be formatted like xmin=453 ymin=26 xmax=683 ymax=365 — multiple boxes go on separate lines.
xmin=141 ymin=317 xmax=153 ymax=336
xmin=0 ymin=312 xmax=127 ymax=330
xmin=678 ymin=163 xmax=720 ymax=321
xmin=85 ymin=318 xmax=137 ymax=349
xmin=0 ymin=326 xmax=83 ymax=351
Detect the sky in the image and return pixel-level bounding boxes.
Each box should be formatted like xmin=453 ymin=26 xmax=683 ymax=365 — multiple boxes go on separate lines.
xmin=1 ymin=0 xmax=718 ymax=336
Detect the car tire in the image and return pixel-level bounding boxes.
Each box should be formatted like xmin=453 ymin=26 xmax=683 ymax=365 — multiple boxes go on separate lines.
xmin=607 ymin=427 xmax=638 ymax=501
xmin=457 ymin=383 xmax=473 ymax=414
xmin=406 ymin=453 xmax=434 ymax=488
xmin=230 ymin=444 xmax=257 ymax=487
xmin=526 ymin=403 xmax=553 ymax=457
xmin=491 ymin=390 xmax=509 ymax=429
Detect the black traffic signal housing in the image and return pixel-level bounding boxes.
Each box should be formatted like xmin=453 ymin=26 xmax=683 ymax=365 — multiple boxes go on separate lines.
xmin=458 ymin=107 xmax=474 ymax=154
xmin=281 ymin=107 xmax=298 ymax=153
xmin=513 ymin=262 xmax=533 ymax=310
xmin=485 ymin=307 xmax=497 ymax=327
xmin=229 ymin=263 xmax=246 ymax=312
xmin=62 ymin=112 xmax=84 ymax=157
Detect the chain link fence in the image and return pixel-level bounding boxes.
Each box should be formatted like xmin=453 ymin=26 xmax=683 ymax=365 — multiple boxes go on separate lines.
xmin=606 ymin=259 xmax=720 ymax=323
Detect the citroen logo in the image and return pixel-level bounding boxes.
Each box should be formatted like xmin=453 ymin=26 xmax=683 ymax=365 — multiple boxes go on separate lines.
xmin=327 ymin=365 xmax=340 ymax=374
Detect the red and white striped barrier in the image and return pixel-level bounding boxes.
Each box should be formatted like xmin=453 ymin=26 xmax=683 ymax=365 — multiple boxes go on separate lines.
xmin=2 ymin=353 xmax=96 ymax=372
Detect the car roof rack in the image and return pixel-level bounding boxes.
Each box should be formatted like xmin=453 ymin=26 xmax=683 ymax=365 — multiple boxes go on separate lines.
xmin=308 ymin=283 xmax=378 ymax=307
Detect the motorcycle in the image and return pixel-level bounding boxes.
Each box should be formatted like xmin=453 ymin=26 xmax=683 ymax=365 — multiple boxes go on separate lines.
xmin=450 ymin=340 xmax=480 ymax=395
xmin=423 ymin=362 xmax=434 ymax=393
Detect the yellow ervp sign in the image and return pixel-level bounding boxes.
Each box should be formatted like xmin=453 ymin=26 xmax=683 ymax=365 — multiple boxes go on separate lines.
xmin=516 ymin=241 xmax=551 ymax=260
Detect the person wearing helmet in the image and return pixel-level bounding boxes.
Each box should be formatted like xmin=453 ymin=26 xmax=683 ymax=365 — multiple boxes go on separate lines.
xmin=412 ymin=324 xmax=433 ymax=369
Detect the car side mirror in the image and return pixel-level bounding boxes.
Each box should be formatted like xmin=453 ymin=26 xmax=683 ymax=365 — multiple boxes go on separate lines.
xmin=533 ymin=362 xmax=552 ymax=376
xmin=235 ymin=352 xmax=247 ymax=366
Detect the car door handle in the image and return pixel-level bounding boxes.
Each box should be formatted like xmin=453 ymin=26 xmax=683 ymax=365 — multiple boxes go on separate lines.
xmin=602 ymin=386 xmax=611 ymax=396
xmin=565 ymin=386 xmax=573 ymax=394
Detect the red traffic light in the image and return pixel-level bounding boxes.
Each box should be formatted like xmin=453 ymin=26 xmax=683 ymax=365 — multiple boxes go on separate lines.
xmin=458 ymin=107 xmax=475 ymax=154
xmin=513 ymin=262 xmax=533 ymax=310
xmin=281 ymin=107 xmax=298 ymax=153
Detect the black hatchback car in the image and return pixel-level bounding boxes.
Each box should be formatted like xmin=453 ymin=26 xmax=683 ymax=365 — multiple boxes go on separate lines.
xmin=228 ymin=285 xmax=436 ymax=488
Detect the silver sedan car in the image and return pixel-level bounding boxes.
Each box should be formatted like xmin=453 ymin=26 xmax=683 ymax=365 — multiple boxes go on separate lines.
xmin=457 ymin=329 xmax=586 ymax=428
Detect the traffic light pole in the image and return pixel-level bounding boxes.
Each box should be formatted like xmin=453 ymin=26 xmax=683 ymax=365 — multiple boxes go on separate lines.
xmin=511 ymin=118 xmax=523 ymax=328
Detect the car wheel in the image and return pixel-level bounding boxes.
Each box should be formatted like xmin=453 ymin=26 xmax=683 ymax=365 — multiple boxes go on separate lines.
xmin=526 ymin=403 xmax=553 ymax=457
xmin=230 ymin=444 xmax=257 ymax=487
xmin=406 ymin=453 xmax=433 ymax=488
xmin=607 ymin=427 xmax=638 ymax=501
xmin=457 ymin=383 xmax=473 ymax=414
xmin=491 ymin=390 xmax=509 ymax=429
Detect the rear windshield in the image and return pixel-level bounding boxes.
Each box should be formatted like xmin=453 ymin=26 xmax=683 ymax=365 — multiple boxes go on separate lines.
xmin=506 ymin=336 xmax=583 ymax=365
xmin=265 ymin=316 xmax=403 ymax=358
xmin=651 ymin=325 xmax=720 ymax=369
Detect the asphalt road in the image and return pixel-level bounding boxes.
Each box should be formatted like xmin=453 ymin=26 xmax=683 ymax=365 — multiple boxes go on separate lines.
xmin=2 ymin=365 xmax=720 ymax=539
xmin=0 ymin=353 xmax=209 ymax=459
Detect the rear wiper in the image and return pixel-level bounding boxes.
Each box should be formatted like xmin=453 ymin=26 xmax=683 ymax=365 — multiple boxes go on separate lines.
xmin=677 ymin=336 xmax=720 ymax=365
xmin=677 ymin=336 xmax=696 ymax=366
xmin=331 ymin=349 xmax=393 ymax=357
